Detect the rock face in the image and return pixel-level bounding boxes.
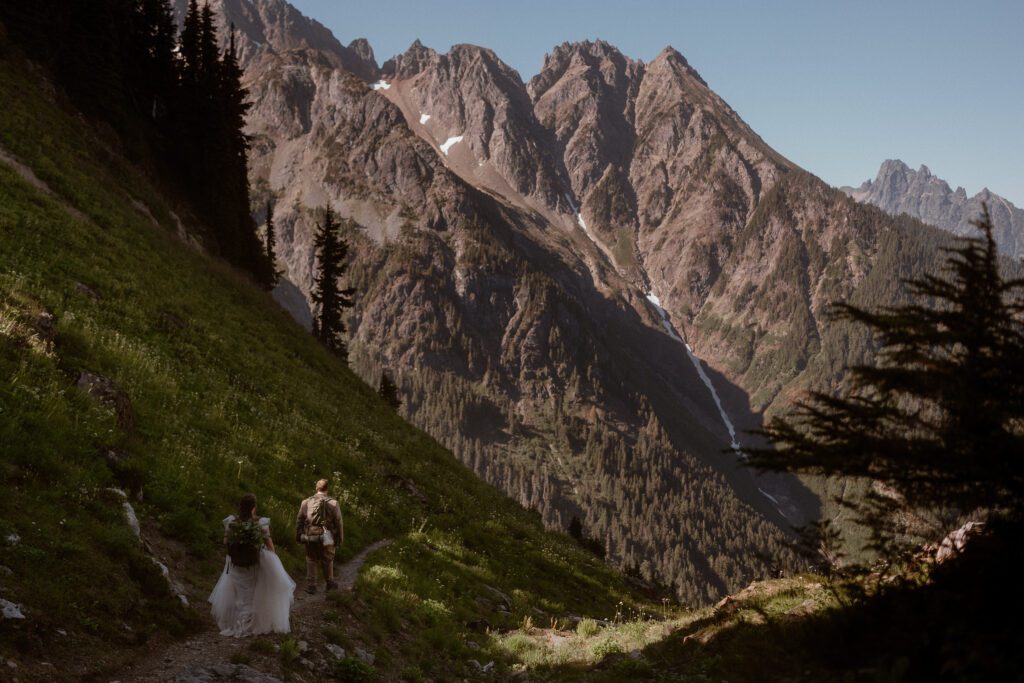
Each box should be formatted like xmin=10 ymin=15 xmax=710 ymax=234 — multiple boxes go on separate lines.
xmin=180 ymin=0 xmax=959 ymax=602
xmin=842 ymin=159 xmax=1024 ymax=258
xmin=172 ymin=0 xmax=379 ymax=77
xmin=379 ymin=41 xmax=568 ymax=216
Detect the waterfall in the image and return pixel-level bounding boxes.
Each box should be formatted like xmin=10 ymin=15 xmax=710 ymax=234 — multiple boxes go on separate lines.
xmin=645 ymin=293 xmax=743 ymax=455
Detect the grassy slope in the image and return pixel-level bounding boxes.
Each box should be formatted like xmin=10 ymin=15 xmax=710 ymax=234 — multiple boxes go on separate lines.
xmin=0 ymin=49 xmax=651 ymax=679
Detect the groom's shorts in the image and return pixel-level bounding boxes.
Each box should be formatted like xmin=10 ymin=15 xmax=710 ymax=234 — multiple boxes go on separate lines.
xmin=305 ymin=541 xmax=336 ymax=564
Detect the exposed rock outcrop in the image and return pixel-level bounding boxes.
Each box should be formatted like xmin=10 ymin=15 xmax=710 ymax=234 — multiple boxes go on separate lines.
xmin=842 ymin=159 xmax=1024 ymax=258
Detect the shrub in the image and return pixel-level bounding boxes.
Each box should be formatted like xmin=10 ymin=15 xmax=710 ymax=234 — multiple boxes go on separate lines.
xmin=592 ymin=638 xmax=623 ymax=658
xmin=249 ymin=638 xmax=276 ymax=654
xmin=279 ymin=637 xmax=300 ymax=665
xmin=577 ymin=617 xmax=600 ymax=638
xmin=333 ymin=656 xmax=376 ymax=681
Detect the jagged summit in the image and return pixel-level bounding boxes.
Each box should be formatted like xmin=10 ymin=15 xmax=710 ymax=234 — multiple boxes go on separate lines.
xmin=380 ymin=38 xmax=436 ymax=79
xmin=843 ymin=159 xmax=1024 ymax=257
xmin=172 ymin=0 xmax=380 ymax=79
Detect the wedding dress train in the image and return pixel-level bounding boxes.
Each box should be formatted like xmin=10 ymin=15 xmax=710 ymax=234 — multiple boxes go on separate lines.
xmin=209 ymin=516 xmax=296 ymax=636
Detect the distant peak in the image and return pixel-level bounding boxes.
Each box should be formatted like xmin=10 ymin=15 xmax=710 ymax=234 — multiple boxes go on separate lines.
xmin=548 ymin=39 xmax=628 ymax=63
xmin=381 ymin=38 xmax=437 ymax=79
xmin=656 ymin=45 xmax=685 ymax=62
xmin=649 ymin=44 xmax=706 ymax=86
xmin=348 ymin=38 xmax=374 ymax=59
xmin=877 ymin=159 xmax=912 ymax=177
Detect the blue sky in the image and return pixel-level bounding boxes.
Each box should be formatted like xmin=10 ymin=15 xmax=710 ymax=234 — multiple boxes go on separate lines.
xmin=290 ymin=0 xmax=1023 ymax=205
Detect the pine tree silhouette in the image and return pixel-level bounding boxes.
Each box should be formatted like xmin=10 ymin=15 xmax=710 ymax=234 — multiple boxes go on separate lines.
xmin=264 ymin=199 xmax=280 ymax=287
xmin=378 ymin=372 xmax=401 ymax=410
xmin=311 ymin=208 xmax=356 ymax=357
xmin=752 ymin=206 xmax=1024 ymax=555
xmin=568 ymin=516 xmax=583 ymax=540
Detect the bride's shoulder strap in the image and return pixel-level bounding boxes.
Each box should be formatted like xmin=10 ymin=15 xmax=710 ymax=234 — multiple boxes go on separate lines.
xmin=223 ymin=515 xmax=236 ymax=529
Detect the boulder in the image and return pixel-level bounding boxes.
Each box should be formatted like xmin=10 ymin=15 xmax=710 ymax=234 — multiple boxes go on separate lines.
xmin=174 ymin=663 xmax=283 ymax=682
xmin=936 ymin=521 xmax=985 ymax=563
xmin=1 ymin=598 xmax=25 ymax=620
xmin=483 ymin=585 xmax=512 ymax=610
xmin=74 ymin=281 xmax=100 ymax=301
xmin=33 ymin=311 xmax=56 ymax=344
xmin=714 ymin=595 xmax=739 ymax=614
xmin=785 ymin=599 xmax=816 ymax=618
xmin=76 ymin=371 xmax=133 ymax=430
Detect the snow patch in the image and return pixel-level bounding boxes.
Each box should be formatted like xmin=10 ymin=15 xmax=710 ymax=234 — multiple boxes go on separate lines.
xmin=370 ymin=80 xmax=391 ymax=90
xmin=440 ymin=135 xmax=464 ymax=155
xmin=563 ymin=194 xmax=600 ymax=245
xmin=419 ymin=113 xmax=431 ymax=124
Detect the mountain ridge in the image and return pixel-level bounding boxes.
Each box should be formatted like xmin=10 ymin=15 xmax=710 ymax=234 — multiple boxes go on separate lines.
xmin=841 ymin=158 xmax=1024 ymax=258
xmin=180 ymin=0 xmax=969 ymax=600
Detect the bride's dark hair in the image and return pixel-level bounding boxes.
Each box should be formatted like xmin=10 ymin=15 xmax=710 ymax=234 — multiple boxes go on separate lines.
xmin=238 ymin=493 xmax=257 ymax=520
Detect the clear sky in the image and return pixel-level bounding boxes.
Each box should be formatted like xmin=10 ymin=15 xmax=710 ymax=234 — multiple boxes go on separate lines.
xmin=290 ymin=0 xmax=1024 ymax=205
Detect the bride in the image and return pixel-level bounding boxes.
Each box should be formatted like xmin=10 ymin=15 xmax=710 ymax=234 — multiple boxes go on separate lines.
xmin=209 ymin=493 xmax=296 ymax=636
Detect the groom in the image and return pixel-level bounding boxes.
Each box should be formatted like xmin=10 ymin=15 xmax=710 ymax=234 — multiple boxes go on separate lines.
xmin=296 ymin=479 xmax=344 ymax=594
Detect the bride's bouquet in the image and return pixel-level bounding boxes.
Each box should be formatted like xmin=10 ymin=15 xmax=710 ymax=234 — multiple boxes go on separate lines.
xmin=226 ymin=519 xmax=264 ymax=567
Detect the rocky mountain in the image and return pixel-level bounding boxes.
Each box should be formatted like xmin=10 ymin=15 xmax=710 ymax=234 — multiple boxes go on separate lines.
xmin=177 ymin=0 xmax=958 ymax=601
xmin=842 ymin=159 xmax=1024 ymax=258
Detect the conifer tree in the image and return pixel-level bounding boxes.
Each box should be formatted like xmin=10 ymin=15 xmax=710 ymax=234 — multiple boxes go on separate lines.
xmin=135 ymin=0 xmax=177 ymax=120
xmin=264 ymin=199 xmax=280 ymax=287
xmin=752 ymin=207 xmax=1024 ymax=554
xmin=311 ymin=209 xmax=356 ymax=357
xmin=568 ymin=515 xmax=583 ymax=540
xmin=179 ymin=0 xmax=202 ymax=80
xmin=378 ymin=372 xmax=401 ymax=410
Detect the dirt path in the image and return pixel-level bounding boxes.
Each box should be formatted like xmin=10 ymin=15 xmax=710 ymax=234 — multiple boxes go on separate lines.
xmin=121 ymin=540 xmax=391 ymax=682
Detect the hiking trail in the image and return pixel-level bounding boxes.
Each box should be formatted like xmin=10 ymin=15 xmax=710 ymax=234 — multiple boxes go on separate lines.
xmin=122 ymin=539 xmax=392 ymax=682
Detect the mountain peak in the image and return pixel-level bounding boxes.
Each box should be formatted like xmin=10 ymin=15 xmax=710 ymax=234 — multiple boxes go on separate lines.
xmin=846 ymin=160 xmax=1024 ymax=258
xmin=381 ymin=39 xmax=438 ymax=79
xmin=648 ymin=44 xmax=707 ymax=87
xmin=655 ymin=45 xmax=684 ymax=62
xmin=347 ymin=37 xmax=375 ymax=64
xmin=876 ymin=158 xmax=912 ymax=178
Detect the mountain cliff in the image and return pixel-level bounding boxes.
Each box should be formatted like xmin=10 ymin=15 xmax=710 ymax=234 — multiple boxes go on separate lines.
xmin=842 ymin=159 xmax=1024 ymax=258
xmin=179 ymin=0 xmax=961 ymax=600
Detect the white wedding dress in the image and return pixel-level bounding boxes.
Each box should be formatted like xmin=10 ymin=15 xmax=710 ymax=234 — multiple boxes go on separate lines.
xmin=209 ymin=516 xmax=296 ymax=636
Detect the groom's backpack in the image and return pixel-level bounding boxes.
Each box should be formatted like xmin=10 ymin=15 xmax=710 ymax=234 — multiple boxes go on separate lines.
xmin=226 ymin=519 xmax=262 ymax=568
xmin=311 ymin=496 xmax=332 ymax=525
xmin=303 ymin=495 xmax=334 ymax=541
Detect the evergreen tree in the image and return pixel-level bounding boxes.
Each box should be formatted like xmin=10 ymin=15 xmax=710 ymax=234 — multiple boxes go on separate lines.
xmin=568 ymin=515 xmax=583 ymax=540
xmin=264 ymin=199 xmax=280 ymax=287
xmin=378 ymin=372 xmax=402 ymax=410
xmin=134 ymin=0 xmax=177 ymax=120
xmin=752 ymin=207 xmax=1024 ymax=555
xmin=2 ymin=1 xmax=272 ymax=285
xmin=311 ymin=208 xmax=356 ymax=357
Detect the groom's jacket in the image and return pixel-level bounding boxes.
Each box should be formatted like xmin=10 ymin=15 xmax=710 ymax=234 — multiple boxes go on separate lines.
xmin=296 ymin=493 xmax=343 ymax=545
